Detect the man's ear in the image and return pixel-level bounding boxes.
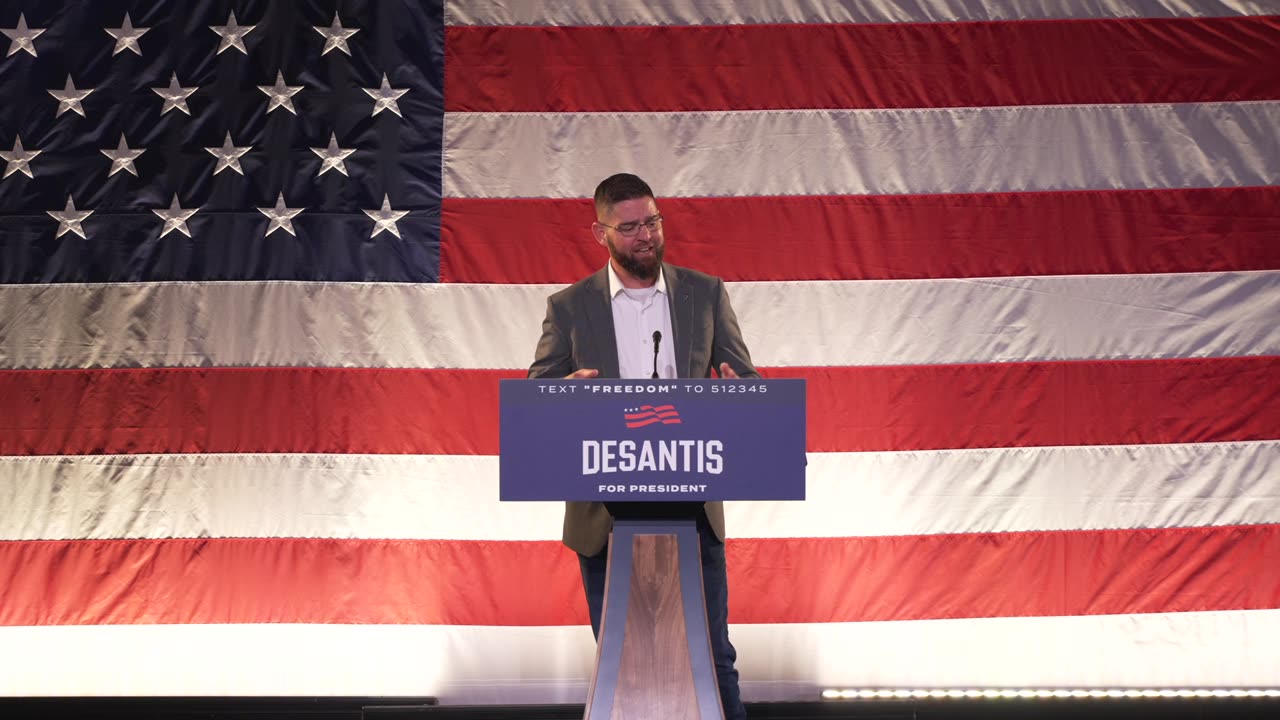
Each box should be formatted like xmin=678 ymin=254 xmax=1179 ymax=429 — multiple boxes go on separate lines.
xmin=591 ymin=222 xmax=607 ymax=246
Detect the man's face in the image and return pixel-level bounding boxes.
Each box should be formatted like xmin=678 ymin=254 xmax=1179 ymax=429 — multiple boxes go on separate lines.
xmin=596 ymin=196 xmax=664 ymax=283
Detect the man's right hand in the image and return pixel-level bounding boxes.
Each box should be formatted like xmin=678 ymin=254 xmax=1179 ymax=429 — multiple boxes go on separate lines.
xmin=565 ymin=369 xmax=599 ymax=379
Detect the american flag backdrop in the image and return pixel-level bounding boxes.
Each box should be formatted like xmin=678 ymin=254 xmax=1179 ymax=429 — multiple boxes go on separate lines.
xmin=1 ymin=0 xmax=1279 ymax=703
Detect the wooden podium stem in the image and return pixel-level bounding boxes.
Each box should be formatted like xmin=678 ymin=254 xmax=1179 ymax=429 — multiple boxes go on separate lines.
xmin=584 ymin=520 xmax=724 ymax=720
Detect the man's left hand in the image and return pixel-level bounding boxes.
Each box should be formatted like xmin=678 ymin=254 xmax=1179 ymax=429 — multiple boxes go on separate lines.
xmin=717 ymin=362 xmax=739 ymax=379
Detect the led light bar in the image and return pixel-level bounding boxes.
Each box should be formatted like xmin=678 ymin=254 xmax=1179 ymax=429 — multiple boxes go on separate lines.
xmin=821 ymin=688 xmax=1280 ymax=700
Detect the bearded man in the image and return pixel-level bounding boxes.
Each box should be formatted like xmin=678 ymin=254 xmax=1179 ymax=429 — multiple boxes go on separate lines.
xmin=528 ymin=172 xmax=757 ymax=720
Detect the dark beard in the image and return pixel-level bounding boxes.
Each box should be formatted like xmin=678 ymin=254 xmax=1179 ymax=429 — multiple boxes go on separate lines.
xmin=608 ymin=237 xmax=663 ymax=281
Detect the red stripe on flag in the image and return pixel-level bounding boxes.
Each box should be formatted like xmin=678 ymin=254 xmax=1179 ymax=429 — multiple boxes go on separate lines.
xmin=445 ymin=17 xmax=1280 ymax=112
xmin=440 ymin=188 xmax=1280 ymax=283
xmin=0 ymin=367 xmax=514 ymax=457
xmin=0 ymin=538 xmax=583 ymax=626
xmin=2 ymin=525 xmax=1275 ymax=626
xmin=798 ymin=358 xmax=1280 ymax=452
xmin=727 ymin=523 xmax=1280 ymax=625
xmin=1 ymin=358 xmax=1276 ymax=456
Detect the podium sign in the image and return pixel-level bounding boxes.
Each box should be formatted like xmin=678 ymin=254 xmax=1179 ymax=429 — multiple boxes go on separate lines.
xmin=499 ymin=378 xmax=805 ymax=502
xmin=500 ymin=377 xmax=807 ymax=718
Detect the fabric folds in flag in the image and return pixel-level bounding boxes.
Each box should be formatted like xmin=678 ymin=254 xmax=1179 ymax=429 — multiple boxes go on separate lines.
xmin=1 ymin=0 xmax=1278 ymax=702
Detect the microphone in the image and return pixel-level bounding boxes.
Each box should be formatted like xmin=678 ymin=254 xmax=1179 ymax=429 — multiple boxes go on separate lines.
xmin=651 ymin=330 xmax=661 ymax=379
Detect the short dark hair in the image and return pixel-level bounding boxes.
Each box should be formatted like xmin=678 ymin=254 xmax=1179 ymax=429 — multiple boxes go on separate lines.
xmin=594 ymin=173 xmax=654 ymax=216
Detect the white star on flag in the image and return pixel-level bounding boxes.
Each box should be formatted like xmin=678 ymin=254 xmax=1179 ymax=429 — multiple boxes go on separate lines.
xmin=152 ymin=73 xmax=198 ymax=116
xmin=364 ymin=74 xmax=409 ymax=118
xmin=47 ymin=196 xmax=93 ymax=239
xmin=3 ymin=12 xmax=44 ymax=57
xmin=49 ymin=76 xmax=93 ymax=118
xmin=314 ymin=14 xmax=359 ymax=56
xmin=101 ymin=134 xmax=145 ymax=177
xmin=1 ymin=136 xmax=41 ymax=179
xmin=258 ymin=71 xmax=303 ymax=115
xmin=205 ymin=132 xmax=252 ymax=176
xmin=105 ymin=13 xmax=148 ymax=56
xmin=152 ymin=195 xmax=199 ymax=238
xmin=310 ymin=133 xmax=356 ymax=177
xmin=364 ymin=195 xmax=410 ymax=239
xmin=210 ymin=11 xmax=256 ymax=56
xmin=258 ymin=193 xmax=304 ymax=237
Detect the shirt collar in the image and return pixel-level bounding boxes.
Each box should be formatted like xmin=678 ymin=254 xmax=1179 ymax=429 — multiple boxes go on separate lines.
xmin=606 ymin=261 xmax=666 ymax=299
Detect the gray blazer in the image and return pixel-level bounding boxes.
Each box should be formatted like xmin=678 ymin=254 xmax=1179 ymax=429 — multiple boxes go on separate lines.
xmin=528 ymin=263 xmax=759 ymax=556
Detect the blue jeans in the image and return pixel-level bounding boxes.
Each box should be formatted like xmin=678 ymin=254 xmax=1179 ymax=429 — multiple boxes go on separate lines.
xmin=578 ymin=512 xmax=746 ymax=720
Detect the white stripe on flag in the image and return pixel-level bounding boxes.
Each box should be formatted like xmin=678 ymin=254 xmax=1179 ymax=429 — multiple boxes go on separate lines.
xmin=442 ymin=103 xmax=1280 ymax=199
xmin=2 ymin=272 xmax=1275 ymax=370
xmin=2 ymin=609 xmax=1276 ymax=699
xmin=4 ymin=442 xmax=1275 ymax=541
xmin=444 ymin=0 xmax=1275 ymax=26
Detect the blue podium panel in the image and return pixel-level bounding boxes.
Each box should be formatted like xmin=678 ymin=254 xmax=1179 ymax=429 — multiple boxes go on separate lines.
xmin=499 ymin=378 xmax=806 ymax=502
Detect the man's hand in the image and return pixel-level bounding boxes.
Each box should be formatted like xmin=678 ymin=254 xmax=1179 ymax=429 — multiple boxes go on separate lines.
xmin=565 ymin=368 xmax=599 ymax=379
xmin=717 ymin=362 xmax=739 ymax=379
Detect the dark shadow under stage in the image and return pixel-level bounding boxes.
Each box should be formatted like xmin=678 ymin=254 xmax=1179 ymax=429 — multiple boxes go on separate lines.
xmin=3 ymin=697 xmax=1279 ymax=720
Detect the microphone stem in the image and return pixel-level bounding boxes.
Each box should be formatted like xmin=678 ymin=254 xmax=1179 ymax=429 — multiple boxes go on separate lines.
xmin=652 ymin=331 xmax=661 ymax=379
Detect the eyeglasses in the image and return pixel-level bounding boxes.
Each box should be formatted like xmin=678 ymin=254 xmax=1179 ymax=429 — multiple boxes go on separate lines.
xmin=598 ymin=214 xmax=663 ymax=238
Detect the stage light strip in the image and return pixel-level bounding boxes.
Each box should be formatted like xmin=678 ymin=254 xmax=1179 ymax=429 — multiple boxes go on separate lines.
xmin=821 ymin=688 xmax=1280 ymax=700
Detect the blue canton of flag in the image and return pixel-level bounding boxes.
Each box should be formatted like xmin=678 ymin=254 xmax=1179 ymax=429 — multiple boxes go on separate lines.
xmin=0 ymin=1 xmax=444 ymax=283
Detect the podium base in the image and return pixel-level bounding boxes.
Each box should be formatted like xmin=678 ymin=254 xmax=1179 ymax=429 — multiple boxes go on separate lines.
xmin=583 ymin=519 xmax=724 ymax=720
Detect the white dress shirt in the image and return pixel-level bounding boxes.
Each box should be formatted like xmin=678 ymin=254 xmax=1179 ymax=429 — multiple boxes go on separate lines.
xmin=607 ymin=262 xmax=677 ymax=379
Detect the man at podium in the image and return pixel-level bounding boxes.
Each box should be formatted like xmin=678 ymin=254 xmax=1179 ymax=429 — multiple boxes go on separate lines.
xmin=528 ymin=173 xmax=757 ymax=719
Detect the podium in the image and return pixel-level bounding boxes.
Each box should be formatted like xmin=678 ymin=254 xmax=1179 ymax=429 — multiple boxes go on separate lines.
xmin=500 ymin=378 xmax=806 ymax=719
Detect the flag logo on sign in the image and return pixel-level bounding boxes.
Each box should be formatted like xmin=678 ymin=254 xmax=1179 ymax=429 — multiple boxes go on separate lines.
xmin=624 ymin=404 xmax=682 ymax=429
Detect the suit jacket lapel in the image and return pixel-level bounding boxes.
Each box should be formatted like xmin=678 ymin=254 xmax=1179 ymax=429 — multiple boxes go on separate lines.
xmin=664 ymin=264 xmax=694 ymax=379
xmin=582 ymin=268 xmax=621 ymax=378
